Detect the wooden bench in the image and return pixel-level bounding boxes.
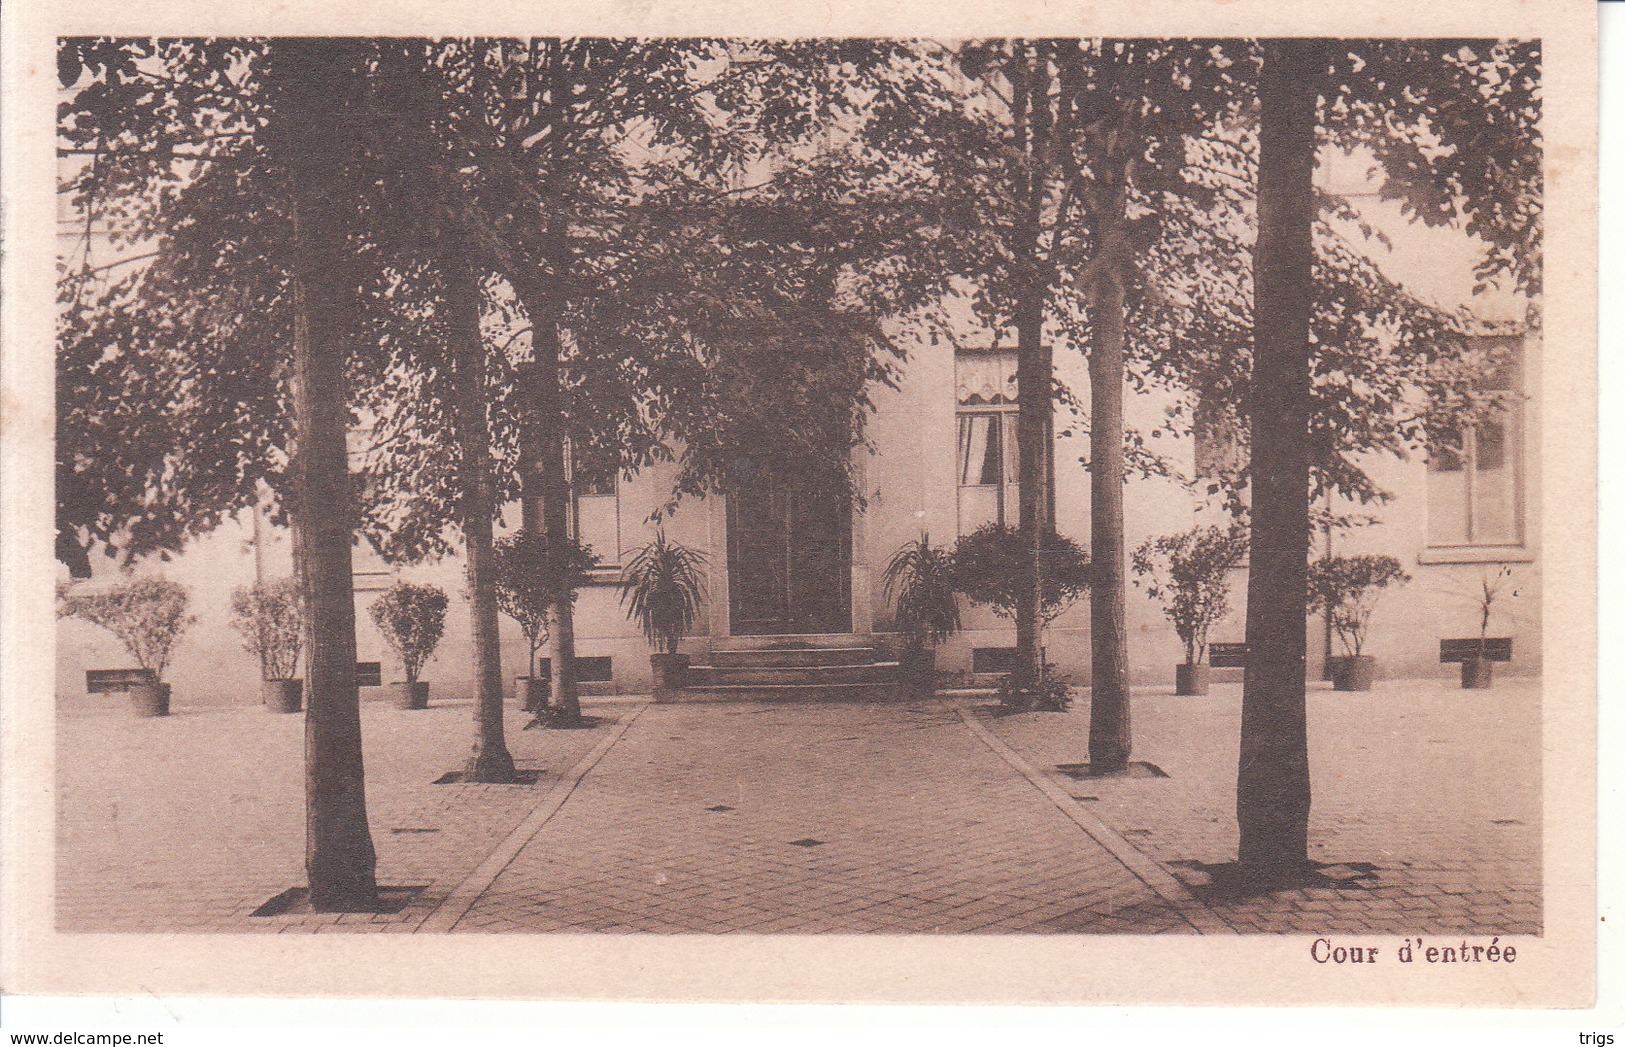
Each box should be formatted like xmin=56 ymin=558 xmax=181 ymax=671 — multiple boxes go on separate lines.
xmin=1208 ymin=642 xmax=1249 ymax=669
xmin=86 ymin=668 xmax=156 ymax=694
xmin=1439 ymin=638 xmax=1512 ymax=664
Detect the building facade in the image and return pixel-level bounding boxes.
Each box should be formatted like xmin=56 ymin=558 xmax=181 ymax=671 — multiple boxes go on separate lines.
xmin=55 ymin=296 xmax=1542 ymax=707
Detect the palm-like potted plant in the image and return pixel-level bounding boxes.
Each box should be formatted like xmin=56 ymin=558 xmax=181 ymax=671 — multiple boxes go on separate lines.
xmin=369 ymin=582 xmax=449 ymax=710
xmin=1461 ymin=565 xmax=1520 ymax=689
xmin=619 ymin=532 xmax=706 ymax=702
xmin=57 ymin=577 xmax=194 ymax=717
xmin=1307 ymin=554 xmax=1410 ymax=692
xmin=1131 ymin=524 xmax=1248 ymax=696
xmin=492 ymin=531 xmax=597 ymax=712
xmin=230 ymin=578 xmax=305 ymax=713
xmin=882 ymin=534 xmax=961 ymax=698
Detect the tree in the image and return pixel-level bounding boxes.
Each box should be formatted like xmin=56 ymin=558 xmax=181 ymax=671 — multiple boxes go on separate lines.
xmin=1236 ymin=37 xmax=1541 ymax=876
xmin=263 ymin=38 xmax=382 ymax=909
xmin=1049 ymin=40 xmax=1244 ymax=772
xmin=57 ymin=37 xmax=388 ymax=909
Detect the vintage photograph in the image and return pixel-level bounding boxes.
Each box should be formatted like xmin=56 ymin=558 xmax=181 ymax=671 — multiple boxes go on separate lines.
xmin=18 ymin=23 xmax=1593 ymax=1006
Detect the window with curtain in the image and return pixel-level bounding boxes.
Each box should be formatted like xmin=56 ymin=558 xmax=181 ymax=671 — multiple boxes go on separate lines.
xmin=957 ymin=409 xmax=1018 ymax=534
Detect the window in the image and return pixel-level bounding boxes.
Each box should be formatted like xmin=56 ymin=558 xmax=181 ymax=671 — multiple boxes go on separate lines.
xmin=957 ymin=409 xmax=1019 ymax=534
xmin=1427 ymin=342 xmax=1523 ymax=547
xmin=565 ymin=443 xmax=622 ymax=567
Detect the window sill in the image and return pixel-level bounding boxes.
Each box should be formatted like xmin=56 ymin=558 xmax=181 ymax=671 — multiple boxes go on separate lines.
xmin=1416 ymin=545 xmax=1535 ymax=565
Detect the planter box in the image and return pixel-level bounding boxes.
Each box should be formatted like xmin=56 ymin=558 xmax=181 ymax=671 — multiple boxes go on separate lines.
xmin=515 ymin=676 xmax=550 ymax=712
xmin=262 ymin=679 xmax=303 ymax=714
xmin=1175 ymin=663 xmax=1210 ymax=696
xmin=392 ymin=681 xmax=430 ymax=710
xmin=1329 ymin=655 xmax=1377 ymax=692
xmin=651 ymin=654 xmax=690 ymax=702
xmin=899 ymin=648 xmax=937 ymax=699
xmin=1460 ymin=657 xmax=1496 ymax=689
xmin=129 ymin=681 xmax=170 ymax=717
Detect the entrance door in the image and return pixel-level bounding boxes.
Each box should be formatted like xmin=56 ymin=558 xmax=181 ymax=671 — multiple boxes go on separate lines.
xmin=727 ymin=482 xmax=851 ymax=636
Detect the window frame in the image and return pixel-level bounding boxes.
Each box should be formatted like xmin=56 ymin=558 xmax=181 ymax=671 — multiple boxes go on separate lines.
xmin=563 ymin=442 xmax=624 ymax=575
xmin=955 ymin=405 xmax=1020 ymax=534
xmin=1425 ymin=345 xmax=1526 ymax=553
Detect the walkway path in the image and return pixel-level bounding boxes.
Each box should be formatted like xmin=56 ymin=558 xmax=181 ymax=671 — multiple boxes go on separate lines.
xmin=54 ymin=678 xmax=1540 ymax=937
xmin=445 ymin=701 xmax=1200 ymax=934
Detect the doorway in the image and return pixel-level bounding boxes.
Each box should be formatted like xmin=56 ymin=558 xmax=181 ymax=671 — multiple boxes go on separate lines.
xmin=727 ymin=482 xmax=851 ymax=636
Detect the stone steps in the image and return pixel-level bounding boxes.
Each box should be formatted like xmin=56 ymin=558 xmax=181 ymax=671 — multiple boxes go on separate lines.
xmin=670 ymin=638 xmax=906 ymax=703
xmin=708 ymin=646 xmax=880 ymax=668
xmin=687 ymin=662 xmax=901 ymax=687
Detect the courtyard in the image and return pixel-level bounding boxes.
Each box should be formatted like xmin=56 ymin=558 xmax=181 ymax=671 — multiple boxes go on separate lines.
xmin=55 ymin=676 xmax=1541 ymax=937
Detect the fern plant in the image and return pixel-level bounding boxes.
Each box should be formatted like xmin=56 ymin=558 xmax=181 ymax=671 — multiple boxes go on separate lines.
xmin=881 ymin=534 xmax=961 ymax=652
xmin=619 ymin=532 xmax=707 ymax=656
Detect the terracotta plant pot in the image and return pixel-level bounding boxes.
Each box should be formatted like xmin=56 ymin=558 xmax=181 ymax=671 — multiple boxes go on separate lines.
xmin=650 ymin=653 xmax=690 ymax=702
xmin=1461 ymin=656 xmax=1495 ymax=689
xmin=262 ymin=678 xmax=303 ymax=714
xmin=1175 ymin=663 xmax=1210 ymax=697
xmin=129 ymin=681 xmax=171 ymax=717
xmin=899 ymin=647 xmax=937 ymax=698
xmin=1330 ymin=655 xmax=1377 ymax=692
xmin=516 ymin=676 xmax=550 ymax=712
xmin=393 ymin=681 xmax=430 ymax=710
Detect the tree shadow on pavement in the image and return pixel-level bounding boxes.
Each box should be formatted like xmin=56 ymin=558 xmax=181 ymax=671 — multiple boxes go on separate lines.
xmin=1172 ymin=859 xmax=1380 ymax=902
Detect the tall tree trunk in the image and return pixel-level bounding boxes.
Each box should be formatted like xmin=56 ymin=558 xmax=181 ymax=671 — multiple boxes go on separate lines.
xmin=1086 ymin=187 xmax=1132 ymax=771
xmin=449 ymin=257 xmax=517 ymax=782
xmin=1237 ymin=37 xmax=1321 ymax=878
xmin=1014 ymin=293 xmax=1050 ymax=693
xmin=512 ymin=275 xmax=582 ymax=727
xmin=1010 ymin=44 xmax=1053 ymax=698
xmin=278 ymin=39 xmax=377 ymax=910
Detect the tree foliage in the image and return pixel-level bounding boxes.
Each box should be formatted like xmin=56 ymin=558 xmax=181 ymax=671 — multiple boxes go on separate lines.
xmin=1306 ymin=554 xmax=1409 ymax=658
xmin=491 ymin=529 xmax=597 ymax=677
xmin=57 ymin=576 xmax=195 ymax=681
xmin=230 ymin=577 xmax=303 ymax=680
xmin=951 ymin=524 xmax=1091 ymax=625
xmin=368 ymin=582 xmax=449 ymax=685
xmin=1131 ymin=525 xmax=1248 ymax=665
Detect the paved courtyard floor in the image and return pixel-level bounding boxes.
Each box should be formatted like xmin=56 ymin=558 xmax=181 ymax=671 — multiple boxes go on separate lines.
xmin=54 ymin=676 xmax=1541 ymax=936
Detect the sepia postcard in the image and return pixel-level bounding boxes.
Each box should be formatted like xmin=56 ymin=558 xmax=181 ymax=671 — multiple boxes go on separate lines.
xmin=0 ymin=0 xmax=1603 ymax=1014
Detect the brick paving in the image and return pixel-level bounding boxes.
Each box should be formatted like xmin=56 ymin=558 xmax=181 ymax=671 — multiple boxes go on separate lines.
xmin=54 ymin=676 xmax=1542 ymax=937
xmin=978 ymin=675 xmax=1542 ymax=936
xmin=56 ymin=694 xmax=615 ymax=933
xmin=452 ymin=701 xmax=1194 ymax=933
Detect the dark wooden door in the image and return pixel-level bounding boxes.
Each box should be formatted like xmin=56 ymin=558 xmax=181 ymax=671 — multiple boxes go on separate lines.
xmin=728 ymin=483 xmax=851 ymax=635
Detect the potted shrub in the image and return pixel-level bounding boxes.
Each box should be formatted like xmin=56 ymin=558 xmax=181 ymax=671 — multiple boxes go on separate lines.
xmin=881 ymin=533 xmax=961 ymax=698
xmin=619 ymin=532 xmax=706 ymax=702
xmin=57 ymin=577 xmax=194 ymax=717
xmin=493 ymin=530 xmax=598 ymax=712
xmin=1307 ymin=554 xmax=1410 ymax=692
xmin=1460 ymin=565 xmax=1521 ymax=689
xmin=1131 ymin=524 xmax=1248 ymax=696
xmin=369 ymin=582 xmax=449 ymax=710
xmin=951 ymin=524 xmax=1090 ymax=710
xmin=230 ymin=578 xmax=304 ymax=713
